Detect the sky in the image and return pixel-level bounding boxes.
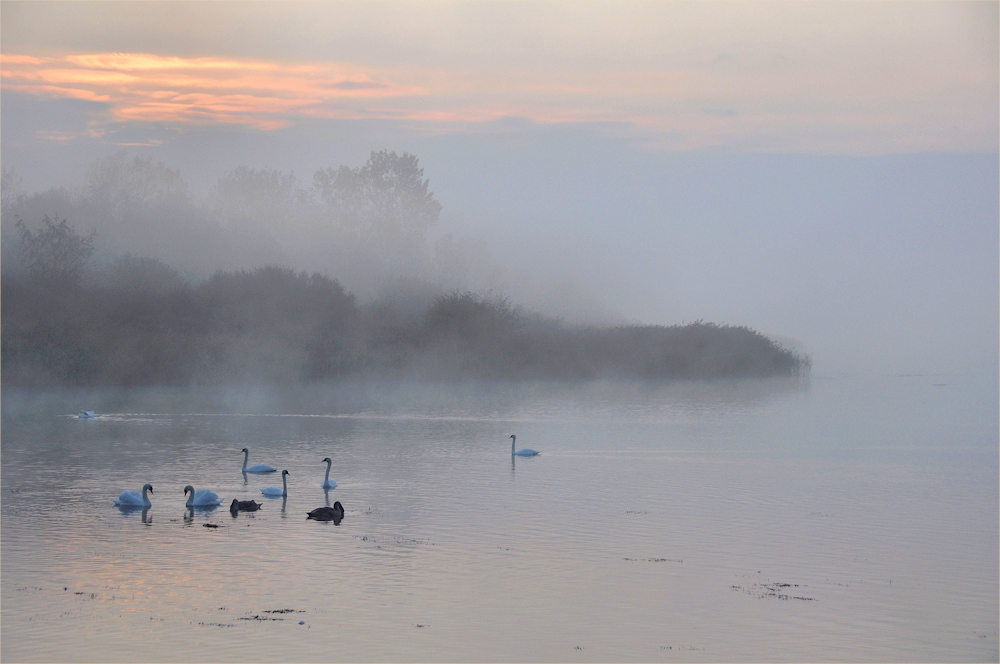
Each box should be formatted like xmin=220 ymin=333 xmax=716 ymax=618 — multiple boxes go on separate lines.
xmin=1 ymin=1 xmax=998 ymax=376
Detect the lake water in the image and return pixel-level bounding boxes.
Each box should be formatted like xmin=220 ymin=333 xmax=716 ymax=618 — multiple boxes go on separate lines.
xmin=2 ymin=374 xmax=997 ymax=662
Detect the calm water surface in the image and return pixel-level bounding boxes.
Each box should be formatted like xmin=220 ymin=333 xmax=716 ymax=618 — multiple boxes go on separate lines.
xmin=2 ymin=375 xmax=997 ymax=662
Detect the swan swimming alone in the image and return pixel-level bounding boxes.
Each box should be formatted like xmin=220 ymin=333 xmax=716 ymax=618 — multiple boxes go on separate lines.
xmin=307 ymin=502 xmax=344 ymax=521
xmin=510 ymin=434 xmax=540 ymax=457
xmin=320 ymin=457 xmax=337 ymax=489
xmin=261 ymin=470 xmax=289 ymax=497
xmin=183 ymin=485 xmax=222 ymax=507
xmin=240 ymin=447 xmax=277 ymax=474
xmin=114 ymin=483 xmax=153 ymax=507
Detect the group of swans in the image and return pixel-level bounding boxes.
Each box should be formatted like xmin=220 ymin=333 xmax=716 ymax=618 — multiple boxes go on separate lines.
xmin=114 ymin=484 xmax=223 ymax=508
xmin=114 ymin=435 xmax=538 ymax=515
xmin=113 ymin=448 xmax=342 ymax=519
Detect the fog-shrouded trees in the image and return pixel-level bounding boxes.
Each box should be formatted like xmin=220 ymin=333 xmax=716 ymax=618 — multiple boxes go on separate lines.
xmin=314 ymin=150 xmax=442 ymax=246
xmin=14 ymin=215 xmax=97 ymax=286
xmin=1 ymin=151 xmax=811 ymax=385
xmin=311 ymin=151 xmax=444 ymax=293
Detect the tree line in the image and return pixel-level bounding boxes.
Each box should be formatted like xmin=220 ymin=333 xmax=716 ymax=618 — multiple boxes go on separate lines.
xmin=1 ymin=219 xmax=808 ymax=385
xmin=2 ymin=151 xmax=809 ymax=385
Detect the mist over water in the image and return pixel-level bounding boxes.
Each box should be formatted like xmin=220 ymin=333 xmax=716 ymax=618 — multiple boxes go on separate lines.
xmin=2 ymin=374 xmax=997 ymax=662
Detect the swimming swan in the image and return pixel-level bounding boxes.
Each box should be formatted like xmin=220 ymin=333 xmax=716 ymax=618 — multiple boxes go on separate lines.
xmin=307 ymin=502 xmax=344 ymax=521
xmin=230 ymin=498 xmax=262 ymax=513
xmin=320 ymin=457 xmax=337 ymax=489
xmin=241 ymin=448 xmax=277 ymax=474
xmin=114 ymin=483 xmax=153 ymax=507
xmin=510 ymin=434 xmax=540 ymax=457
xmin=183 ymin=485 xmax=222 ymax=507
xmin=78 ymin=410 xmax=97 ymax=418
xmin=261 ymin=470 xmax=289 ymax=497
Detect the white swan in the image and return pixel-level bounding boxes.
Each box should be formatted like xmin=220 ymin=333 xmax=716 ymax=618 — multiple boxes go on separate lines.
xmin=261 ymin=470 xmax=289 ymax=497
xmin=320 ymin=457 xmax=337 ymax=489
xmin=183 ymin=485 xmax=222 ymax=507
xmin=114 ymin=483 xmax=153 ymax=507
xmin=510 ymin=434 xmax=540 ymax=457
xmin=241 ymin=447 xmax=277 ymax=474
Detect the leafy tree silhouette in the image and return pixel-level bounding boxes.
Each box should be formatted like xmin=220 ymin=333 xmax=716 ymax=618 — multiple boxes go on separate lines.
xmin=15 ymin=216 xmax=96 ymax=286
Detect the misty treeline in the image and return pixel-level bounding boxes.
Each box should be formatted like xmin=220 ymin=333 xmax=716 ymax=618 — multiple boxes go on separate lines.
xmin=1 ymin=153 xmax=809 ymax=386
xmin=1 ymin=151 xmax=495 ymax=299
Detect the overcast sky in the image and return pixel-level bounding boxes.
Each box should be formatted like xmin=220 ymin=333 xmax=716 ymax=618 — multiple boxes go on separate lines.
xmin=2 ymin=1 xmax=997 ymax=376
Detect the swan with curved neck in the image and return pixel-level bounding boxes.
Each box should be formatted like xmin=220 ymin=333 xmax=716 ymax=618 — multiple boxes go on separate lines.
xmin=184 ymin=485 xmax=222 ymax=507
xmin=321 ymin=457 xmax=337 ymax=489
xmin=241 ymin=448 xmax=277 ymax=474
xmin=510 ymin=435 xmax=540 ymax=457
xmin=261 ymin=470 xmax=289 ymax=497
xmin=114 ymin=483 xmax=153 ymax=507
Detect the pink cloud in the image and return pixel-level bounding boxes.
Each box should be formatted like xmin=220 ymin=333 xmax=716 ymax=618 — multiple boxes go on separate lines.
xmin=1 ymin=52 xmax=428 ymax=132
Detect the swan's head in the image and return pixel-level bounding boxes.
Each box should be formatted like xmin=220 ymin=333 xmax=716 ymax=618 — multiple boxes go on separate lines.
xmin=282 ymin=469 xmax=290 ymax=476
xmin=333 ymin=501 xmax=344 ymax=510
xmin=322 ymin=457 xmax=332 ymax=464
xmin=240 ymin=447 xmax=248 ymax=454
xmin=142 ymin=483 xmax=153 ymax=493
xmin=509 ymin=434 xmax=516 ymax=440
xmin=183 ymin=485 xmax=194 ymax=496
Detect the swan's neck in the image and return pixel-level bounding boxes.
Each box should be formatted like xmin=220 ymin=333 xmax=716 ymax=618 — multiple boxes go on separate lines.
xmin=511 ymin=436 xmax=516 ymax=455
xmin=324 ymin=461 xmax=332 ymax=482
xmin=142 ymin=486 xmax=151 ymax=504
xmin=282 ymin=473 xmax=288 ymax=494
xmin=185 ymin=490 xmax=192 ymax=507
xmin=242 ymin=450 xmax=249 ymax=471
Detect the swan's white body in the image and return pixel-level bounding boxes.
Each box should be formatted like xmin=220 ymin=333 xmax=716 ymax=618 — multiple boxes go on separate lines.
xmin=78 ymin=410 xmax=97 ymax=418
xmin=184 ymin=485 xmax=222 ymax=507
xmin=114 ymin=483 xmax=153 ymax=507
xmin=261 ymin=470 xmax=289 ymax=497
xmin=241 ymin=447 xmax=277 ymax=473
xmin=321 ymin=457 xmax=337 ymax=489
xmin=510 ymin=435 xmax=539 ymax=457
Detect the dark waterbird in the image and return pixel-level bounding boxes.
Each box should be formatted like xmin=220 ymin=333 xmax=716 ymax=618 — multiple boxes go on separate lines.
xmin=307 ymin=502 xmax=344 ymax=522
xmin=230 ymin=498 xmax=262 ymax=514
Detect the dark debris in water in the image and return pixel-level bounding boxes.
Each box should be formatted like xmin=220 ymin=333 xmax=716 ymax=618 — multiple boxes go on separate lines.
xmin=730 ymin=582 xmax=815 ymax=601
xmin=623 ymin=557 xmax=682 ymax=563
xmin=203 ymin=523 xmax=221 ymax=529
xmin=265 ymin=609 xmax=304 ymax=614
